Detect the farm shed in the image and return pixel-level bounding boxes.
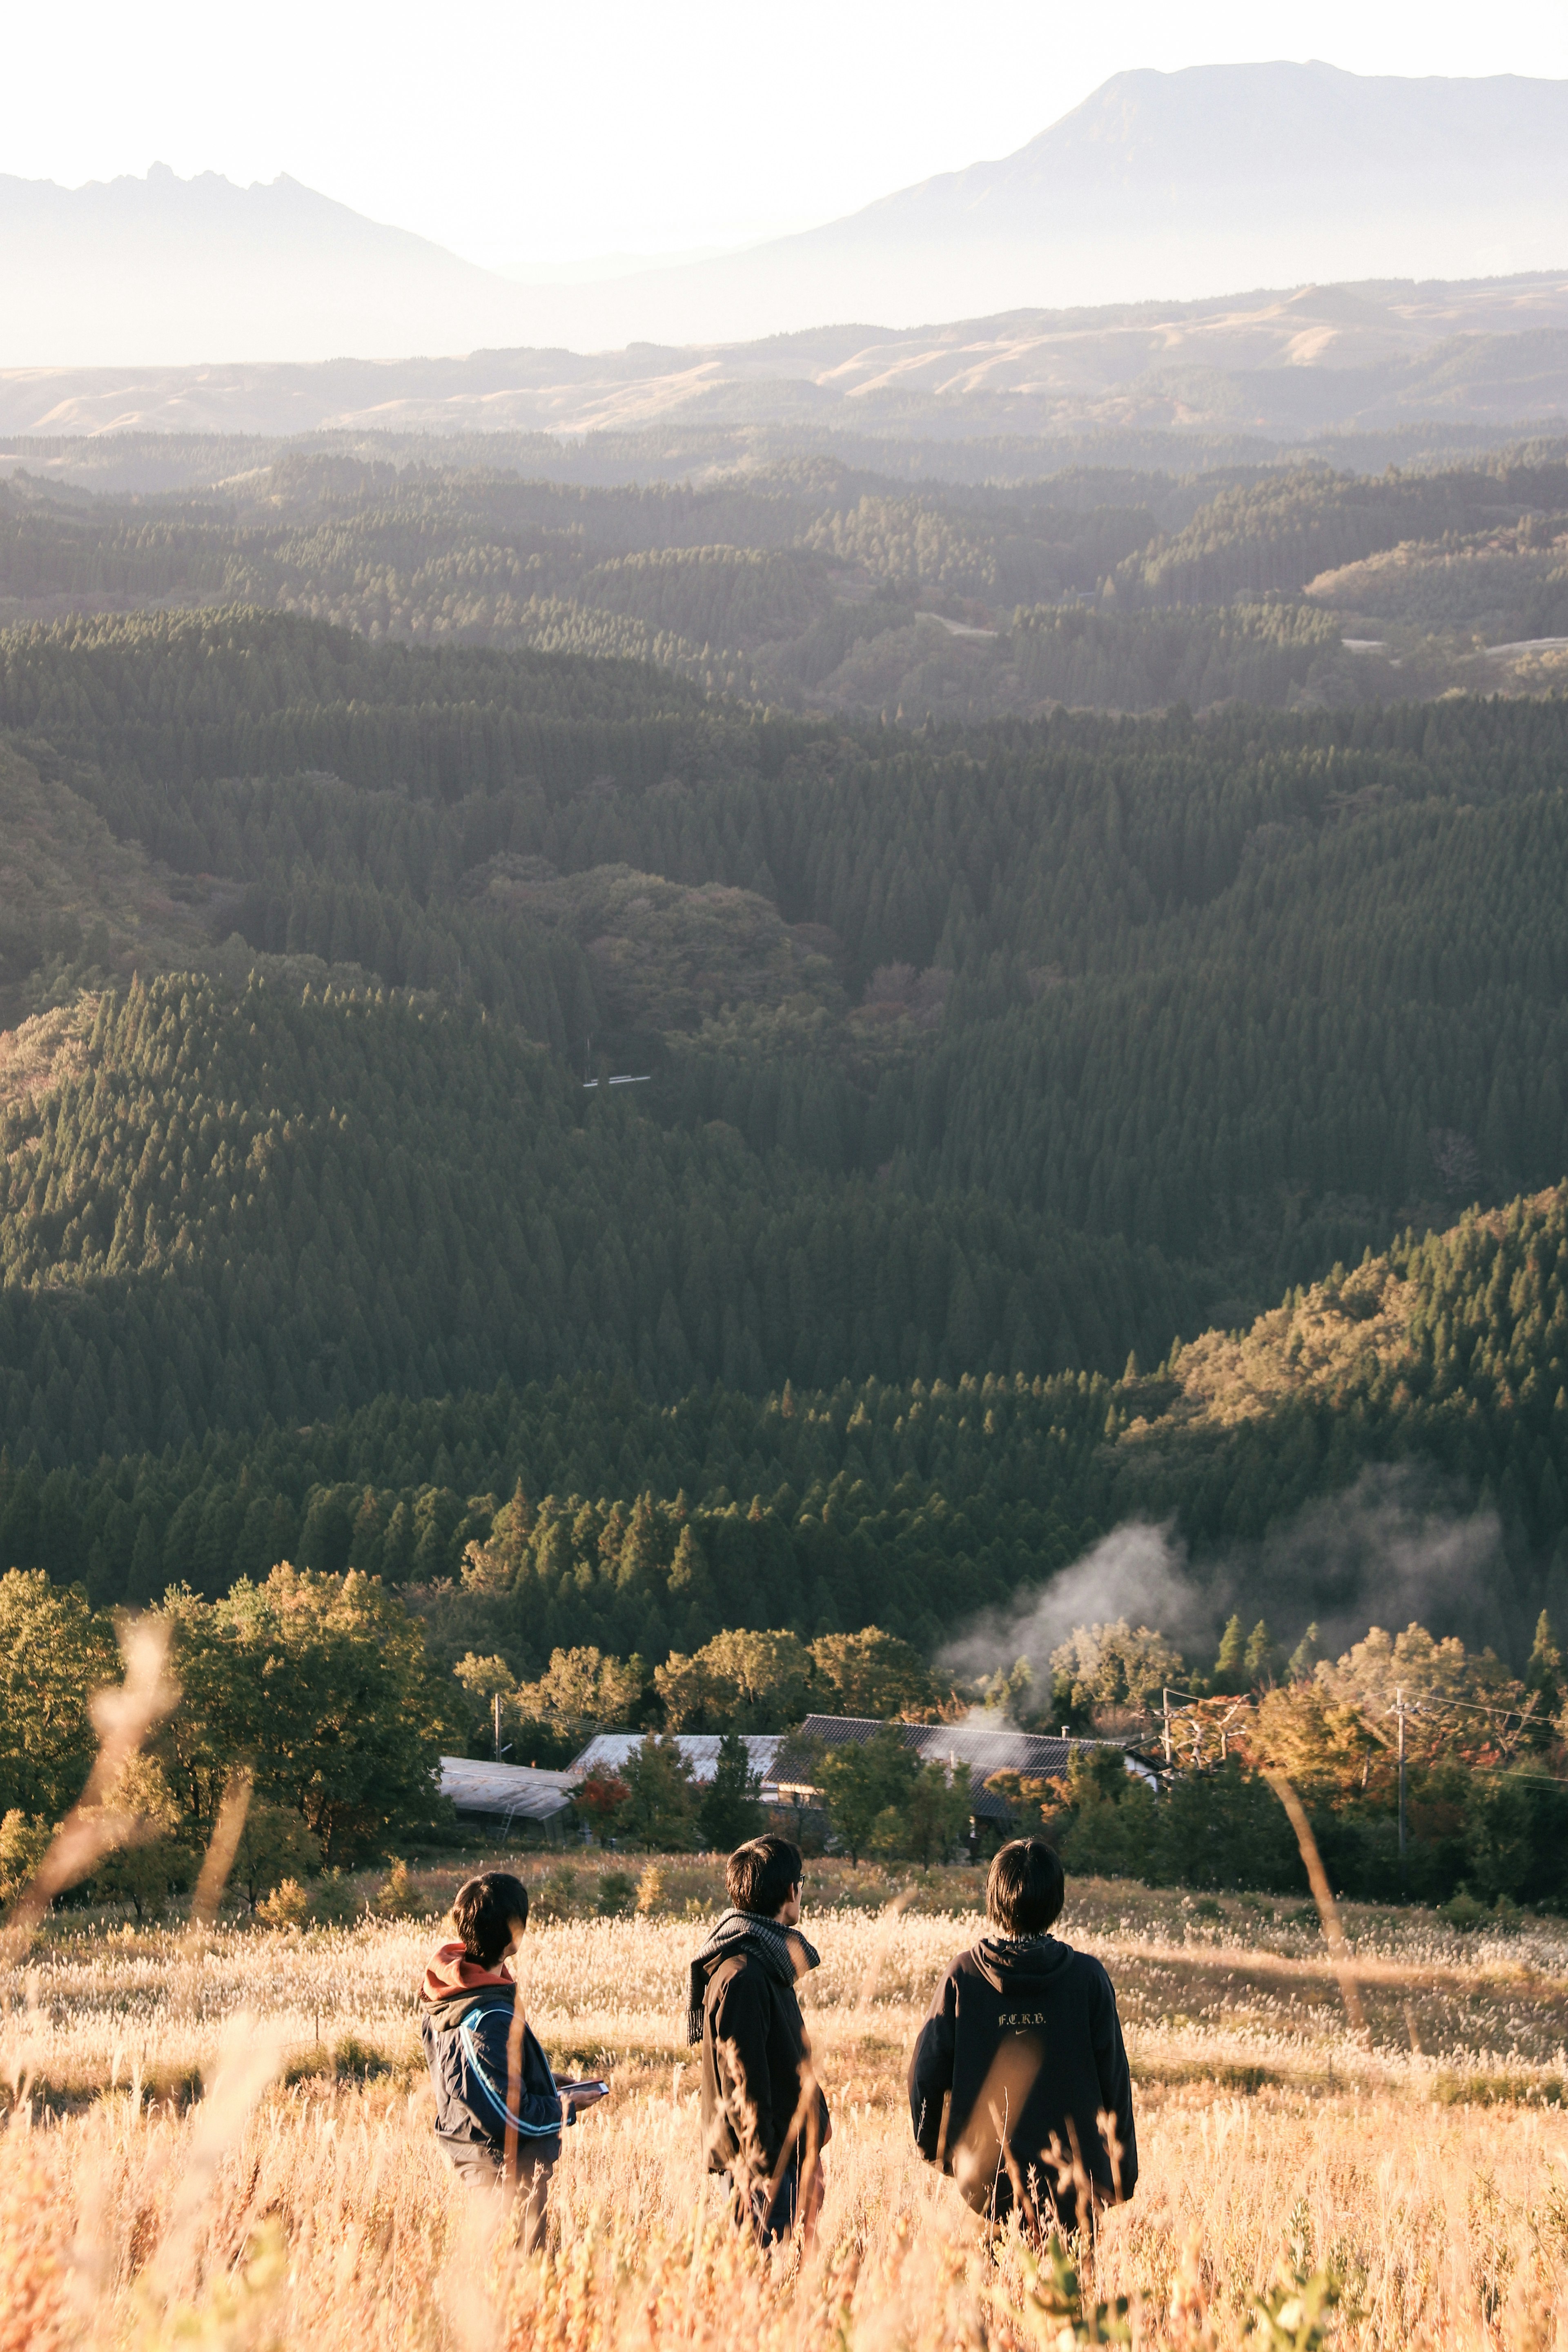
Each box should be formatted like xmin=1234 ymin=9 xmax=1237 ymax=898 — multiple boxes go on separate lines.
xmin=439 ymin=1756 xmax=580 ymax=1838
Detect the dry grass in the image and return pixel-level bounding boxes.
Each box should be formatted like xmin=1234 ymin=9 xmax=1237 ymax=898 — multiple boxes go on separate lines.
xmin=5 ymin=1865 xmax=1568 ymax=2348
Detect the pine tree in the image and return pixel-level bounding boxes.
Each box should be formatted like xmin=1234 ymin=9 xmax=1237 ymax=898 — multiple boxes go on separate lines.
xmin=1212 ymin=1615 xmax=1247 ymax=1695
xmin=696 ymin=1731 xmax=765 ymax=1851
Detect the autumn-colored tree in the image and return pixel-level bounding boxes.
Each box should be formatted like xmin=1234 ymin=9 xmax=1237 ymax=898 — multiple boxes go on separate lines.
xmin=809 ymin=1628 xmax=940 ymax=1721
xmin=155 ymin=1565 xmax=452 ymax=1862
xmin=514 ymin=1646 xmax=647 ymax=1750
xmin=982 ymin=1769 xmax=1056 ymax=1835
xmin=1251 ymin=1684 xmax=1387 ymax=1809
xmin=575 ymin=1773 xmax=633 ymax=1840
xmin=0 ymin=1569 xmax=118 ymax=1822
xmin=655 ymin=1628 xmax=812 ymax=1731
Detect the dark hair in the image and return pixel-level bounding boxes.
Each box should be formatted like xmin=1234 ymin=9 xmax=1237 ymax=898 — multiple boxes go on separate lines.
xmin=452 ymin=1871 xmax=530 ymax=1966
xmin=986 ymin=1838 xmax=1065 ymax=1937
xmin=726 ymin=1834 xmax=802 ymax=1918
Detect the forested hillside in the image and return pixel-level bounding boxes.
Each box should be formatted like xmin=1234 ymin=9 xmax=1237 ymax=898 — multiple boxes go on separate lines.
xmin=6 ymin=622 xmax=1568 ymax=1378
xmin=10 ymin=615 xmax=1568 ymax=1292
xmin=2 ymin=435 xmax=1565 ymax=720
xmin=3 ymin=414 xmax=1568 ymax=1723
xmin=7 ymin=1180 xmax=1568 ymax=1673
xmin=0 ymin=972 xmax=1184 ymax=1470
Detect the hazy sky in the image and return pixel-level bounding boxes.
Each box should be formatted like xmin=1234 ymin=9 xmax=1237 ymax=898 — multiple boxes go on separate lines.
xmin=7 ymin=0 xmax=1568 ymax=276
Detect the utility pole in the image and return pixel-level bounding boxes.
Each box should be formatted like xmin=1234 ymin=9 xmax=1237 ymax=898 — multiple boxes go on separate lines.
xmin=1396 ymin=1687 xmax=1406 ymax=1867
xmin=494 ymin=1690 xmax=502 ymax=1763
xmin=1162 ymin=1688 xmax=1173 ymax=1767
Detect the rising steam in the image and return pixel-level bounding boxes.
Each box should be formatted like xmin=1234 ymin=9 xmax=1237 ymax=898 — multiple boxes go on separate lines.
xmin=938 ymin=1463 xmax=1511 ymax=1696
xmin=937 ymin=1520 xmax=1200 ymax=1691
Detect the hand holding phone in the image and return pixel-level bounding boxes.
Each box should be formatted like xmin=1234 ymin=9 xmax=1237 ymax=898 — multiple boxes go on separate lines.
xmin=559 ymin=2076 xmax=610 ymax=2118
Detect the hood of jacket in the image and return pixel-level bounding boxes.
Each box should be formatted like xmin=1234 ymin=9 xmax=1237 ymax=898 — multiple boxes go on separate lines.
xmin=969 ymin=1933 xmax=1078 ymax=1993
xmin=420 ymin=1939 xmax=517 ymax=2009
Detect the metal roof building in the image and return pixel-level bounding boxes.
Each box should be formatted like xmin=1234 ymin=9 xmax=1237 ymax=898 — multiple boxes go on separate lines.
xmin=439 ymin=1756 xmax=580 ymax=1828
xmin=570 ymin=1733 xmax=784 ymax=1794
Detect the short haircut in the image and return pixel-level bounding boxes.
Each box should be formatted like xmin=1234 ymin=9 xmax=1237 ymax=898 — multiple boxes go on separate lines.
xmin=726 ymin=1834 xmax=802 ymax=1918
xmin=987 ymin=1838 xmax=1065 ymax=1937
xmin=452 ymin=1871 xmax=530 ymax=1966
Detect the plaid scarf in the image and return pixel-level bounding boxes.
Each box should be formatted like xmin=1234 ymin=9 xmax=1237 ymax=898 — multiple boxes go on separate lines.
xmin=980 ymin=1932 xmax=1058 ymax=1962
xmin=685 ymin=1908 xmax=821 ymax=2044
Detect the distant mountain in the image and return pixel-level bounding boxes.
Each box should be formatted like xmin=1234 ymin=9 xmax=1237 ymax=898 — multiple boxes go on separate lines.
xmin=0 ymin=164 xmax=534 ymax=367
xmin=2 ymin=67 xmax=1567 ymax=365
xmin=602 ymin=63 xmax=1568 ymax=345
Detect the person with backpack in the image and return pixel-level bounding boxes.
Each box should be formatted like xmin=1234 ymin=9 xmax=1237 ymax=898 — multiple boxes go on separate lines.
xmin=419 ymin=1870 xmax=608 ymax=2247
xmin=908 ymin=1836 xmax=1137 ymax=2234
xmin=687 ymin=1834 xmax=832 ymax=2246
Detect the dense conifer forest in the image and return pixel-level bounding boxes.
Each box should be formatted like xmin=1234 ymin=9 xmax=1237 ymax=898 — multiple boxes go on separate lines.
xmin=2 ymin=433 xmax=1565 ymax=716
xmin=4 ymin=421 xmax=1568 ymax=1752
xmin=7 ymin=1177 xmax=1568 ymax=1659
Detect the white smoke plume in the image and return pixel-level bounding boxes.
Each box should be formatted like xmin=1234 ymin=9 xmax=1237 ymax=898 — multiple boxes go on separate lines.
xmin=1248 ymin=1465 xmax=1504 ymax=1659
xmin=937 ymin=1520 xmax=1203 ymax=1691
xmin=937 ymin=1464 xmax=1511 ymax=1696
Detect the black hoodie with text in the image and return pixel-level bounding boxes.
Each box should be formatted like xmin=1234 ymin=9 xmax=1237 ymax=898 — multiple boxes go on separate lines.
xmin=907 ymin=1933 xmax=1137 ymax=2226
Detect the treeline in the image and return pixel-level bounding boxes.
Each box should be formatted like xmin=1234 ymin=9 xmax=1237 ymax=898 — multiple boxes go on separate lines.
xmin=13 ymin=445 xmax=1558 ymax=629
xmin=0 ymin=1356 xmax=1113 ymax=1645
xmin=0 ymin=455 xmax=1168 ymax=619
xmin=1125 ymin=1184 xmax=1568 ymax=1579
xmin=0 ymin=462 xmax=1166 ymax=713
xmin=1113 ymin=452 xmax=1568 ymax=608
xmin=1045 ymin=1612 xmax=1568 ymax=1909
xmin=1305 ymin=523 xmax=1568 ymax=641
xmin=1009 ymin=599 xmax=1345 ymax=711
xmin=0 ymin=607 xmax=706 ymax=806
xmin=5 ymin=1559 xmax=1564 ymax=1911
xmin=0 ymin=1562 xmax=452 ymax=1909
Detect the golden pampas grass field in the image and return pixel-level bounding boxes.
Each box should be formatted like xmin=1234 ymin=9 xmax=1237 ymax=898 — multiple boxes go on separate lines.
xmin=4 ymin=1863 xmax=1568 ymax=2350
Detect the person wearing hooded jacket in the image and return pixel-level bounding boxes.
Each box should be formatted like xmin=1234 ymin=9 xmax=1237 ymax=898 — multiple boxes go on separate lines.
xmin=687 ymin=1833 xmax=832 ymax=2246
xmin=420 ymin=1870 xmax=608 ymax=2247
xmin=908 ymin=1836 xmax=1137 ymax=2232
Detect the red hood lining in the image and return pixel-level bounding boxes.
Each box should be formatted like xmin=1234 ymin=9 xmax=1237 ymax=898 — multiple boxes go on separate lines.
xmin=421 ymin=1939 xmax=516 ymax=2005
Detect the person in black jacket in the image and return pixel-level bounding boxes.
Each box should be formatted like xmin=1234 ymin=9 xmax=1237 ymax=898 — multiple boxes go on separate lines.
xmin=419 ymin=1871 xmax=607 ymax=2247
xmin=908 ymin=1837 xmax=1136 ymax=2235
xmin=687 ymin=1834 xmax=832 ymax=2247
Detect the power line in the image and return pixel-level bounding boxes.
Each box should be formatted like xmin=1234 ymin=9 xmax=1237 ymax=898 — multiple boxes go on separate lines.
xmin=1155 ymin=1684 xmax=1568 ymax=1793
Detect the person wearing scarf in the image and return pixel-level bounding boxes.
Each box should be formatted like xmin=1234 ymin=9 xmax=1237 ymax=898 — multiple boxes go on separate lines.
xmin=908 ymin=1837 xmax=1137 ymax=2233
xmin=419 ymin=1870 xmax=607 ymax=2248
xmin=688 ymin=1834 xmax=831 ymax=2247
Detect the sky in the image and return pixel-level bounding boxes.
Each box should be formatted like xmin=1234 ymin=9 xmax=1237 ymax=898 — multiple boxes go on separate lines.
xmin=6 ymin=0 xmax=1568 ymax=278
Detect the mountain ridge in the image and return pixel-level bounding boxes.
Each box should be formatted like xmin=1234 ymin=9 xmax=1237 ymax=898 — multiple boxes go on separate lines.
xmin=3 ymin=274 xmax=1566 ymax=448
xmin=3 ymin=65 xmax=1568 ymax=364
